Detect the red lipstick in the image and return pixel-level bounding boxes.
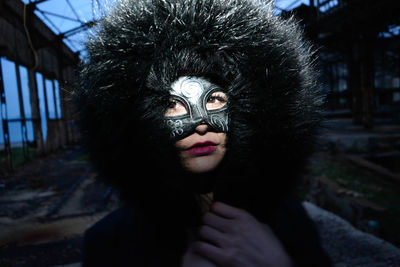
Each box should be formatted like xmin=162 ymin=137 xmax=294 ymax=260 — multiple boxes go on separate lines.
xmin=186 ymin=141 xmax=217 ymax=156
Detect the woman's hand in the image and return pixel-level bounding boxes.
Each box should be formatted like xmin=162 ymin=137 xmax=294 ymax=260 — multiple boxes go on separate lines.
xmin=182 ymin=243 xmax=218 ymax=267
xmin=192 ymin=202 xmax=293 ymax=267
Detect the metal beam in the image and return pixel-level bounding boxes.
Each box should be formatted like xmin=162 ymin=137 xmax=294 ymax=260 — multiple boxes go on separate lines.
xmin=28 ymin=0 xmax=51 ymax=5
xmin=36 ymin=8 xmax=62 ymax=34
xmin=66 ymin=0 xmax=83 ymax=23
xmin=38 ymin=10 xmax=82 ymax=23
xmin=59 ymin=20 xmax=98 ymax=38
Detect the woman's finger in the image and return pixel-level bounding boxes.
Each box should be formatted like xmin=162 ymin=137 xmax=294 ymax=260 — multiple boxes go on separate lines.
xmin=192 ymin=241 xmax=226 ymax=266
xmin=202 ymin=211 xmax=231 ymax=232
xmin=198 ymin=225 xmax=227 ymax=247
xmin=211 ymin=201 xmax=247 ymax=219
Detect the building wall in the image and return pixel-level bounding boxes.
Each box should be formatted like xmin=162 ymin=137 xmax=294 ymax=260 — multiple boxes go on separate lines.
xmin=0 ymin=0 xmax=80 ymax=170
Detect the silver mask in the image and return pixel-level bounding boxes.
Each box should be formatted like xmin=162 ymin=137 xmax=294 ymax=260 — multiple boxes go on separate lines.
xmin=165 ymin=76 xmax=229 ymax=140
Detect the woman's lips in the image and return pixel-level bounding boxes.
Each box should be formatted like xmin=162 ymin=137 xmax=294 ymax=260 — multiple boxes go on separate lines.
xmin=186 ymin=141 xmax=217 ymax=156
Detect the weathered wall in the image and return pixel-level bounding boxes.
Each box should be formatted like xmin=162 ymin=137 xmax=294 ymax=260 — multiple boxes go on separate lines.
xmin=0 ymin=0 xmax=80 ymax=169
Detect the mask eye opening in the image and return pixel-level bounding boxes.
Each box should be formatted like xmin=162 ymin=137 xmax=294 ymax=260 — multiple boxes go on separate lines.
xmin=165 ymin=96 xmax=189 ymax=117
xmin=205 ymin=90 xmax=228 ymax=111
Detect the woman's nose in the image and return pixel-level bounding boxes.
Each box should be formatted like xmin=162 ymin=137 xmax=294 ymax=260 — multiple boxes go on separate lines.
xmin=195 ymin=124 xmax=209 ymax=135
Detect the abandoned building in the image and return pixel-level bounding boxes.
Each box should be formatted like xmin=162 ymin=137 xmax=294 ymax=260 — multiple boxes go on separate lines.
xmin=0 ymin=0 xmax=94 ymax=170
xmin=283 ymin=0 xmax=400 ymax=127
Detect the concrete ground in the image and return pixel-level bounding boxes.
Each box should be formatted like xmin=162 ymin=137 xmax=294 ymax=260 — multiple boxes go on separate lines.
xmin=0 ymin=146 xmax=120 ymax=266
xmin=304 ymin=201 xmax=400 ymax=266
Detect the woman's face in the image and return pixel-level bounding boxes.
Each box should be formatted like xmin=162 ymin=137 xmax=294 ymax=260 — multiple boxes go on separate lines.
xmin=165 ymin=89 xmax=228 ymax=173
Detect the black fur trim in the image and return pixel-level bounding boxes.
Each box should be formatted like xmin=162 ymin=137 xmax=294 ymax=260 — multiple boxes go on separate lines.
xmin=77 ymin=0 xmax=323 ymax=226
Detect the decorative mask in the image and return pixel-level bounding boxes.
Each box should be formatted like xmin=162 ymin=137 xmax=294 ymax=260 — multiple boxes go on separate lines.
xmin=165 ymin=76 xmax=229 ymax=140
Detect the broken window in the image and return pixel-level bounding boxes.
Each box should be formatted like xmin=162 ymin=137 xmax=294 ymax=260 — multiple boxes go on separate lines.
xmin=36 ymin=72 xmax=48 ymax=141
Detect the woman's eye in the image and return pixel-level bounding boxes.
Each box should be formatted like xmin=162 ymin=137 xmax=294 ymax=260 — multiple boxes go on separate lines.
xmin=168 ymin=101 xmax=177 ymax=109
xmin=165 ymin=99 xmax=188 ymax=117
xmin=207 ymin=96 xmax=217 ymax=103
xmin=206 ymin=92 xmax=228 ymax=110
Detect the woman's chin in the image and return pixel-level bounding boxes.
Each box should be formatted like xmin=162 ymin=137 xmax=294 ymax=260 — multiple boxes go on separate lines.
xmin=182 ymin=154 xmax=222 ymax=173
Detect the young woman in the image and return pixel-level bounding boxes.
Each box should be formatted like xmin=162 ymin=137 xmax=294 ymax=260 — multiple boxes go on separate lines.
xmin=78 ymin=0 xmax=332 ymax=266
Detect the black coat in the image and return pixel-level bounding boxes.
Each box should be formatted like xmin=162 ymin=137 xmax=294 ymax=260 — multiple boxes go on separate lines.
xmin=83 ymin=196 xmax=332 ymax=267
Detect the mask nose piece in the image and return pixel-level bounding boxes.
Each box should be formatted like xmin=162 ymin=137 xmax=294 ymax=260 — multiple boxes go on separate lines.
xmin=191 ymin=104 xmax=208 ymax=125
xmin=191 ymin=116 xmax=208 ymax=128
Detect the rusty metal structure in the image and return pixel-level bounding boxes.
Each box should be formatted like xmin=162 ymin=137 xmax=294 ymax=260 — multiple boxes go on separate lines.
xmin=284 ymin=0 xmax=400 ymax=128
xmin=0 ymin=0 xmax=89 ymax=170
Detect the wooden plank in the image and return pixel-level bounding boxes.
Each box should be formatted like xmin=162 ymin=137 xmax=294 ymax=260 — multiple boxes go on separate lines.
xmin=343 ymin=154 xmax=400 ymax=184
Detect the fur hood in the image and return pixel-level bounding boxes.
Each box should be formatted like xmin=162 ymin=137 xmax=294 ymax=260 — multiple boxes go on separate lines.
xmin=78 ymin=0 xmax=322 ymax=225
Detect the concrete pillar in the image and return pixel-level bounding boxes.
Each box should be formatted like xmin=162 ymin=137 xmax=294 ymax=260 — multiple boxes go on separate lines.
xmin=361 ymin=38 xmax=375 ymax=129
xmin=348 ymin=41 xmax=363 ymax=125
xmin=27 ymin=68 xmax=45 ymax=154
